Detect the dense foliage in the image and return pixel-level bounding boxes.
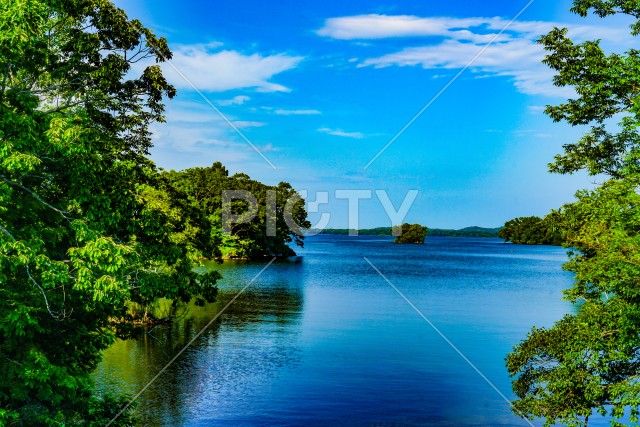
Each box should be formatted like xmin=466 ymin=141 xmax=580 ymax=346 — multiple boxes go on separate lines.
xmin=0 ymin=0 xmax=220 ymax=424
xmin=393 ymin=223 xmax=428 ymax=244
xmin=498 ymin=216 xmax=563 ymax=245
xmin=163 ymin=162 xmax=310 ymax=259
xmin=506 ymin=1 xmax=640 ymax=426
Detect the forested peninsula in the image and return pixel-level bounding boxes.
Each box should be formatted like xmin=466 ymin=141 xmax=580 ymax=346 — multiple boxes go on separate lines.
xmin=164 ymin=162 xmax=310 ymax=259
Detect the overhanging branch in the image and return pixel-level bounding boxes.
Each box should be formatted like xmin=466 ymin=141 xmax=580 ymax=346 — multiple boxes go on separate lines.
xmin=0 ymin=174 xmax=72 ymax=220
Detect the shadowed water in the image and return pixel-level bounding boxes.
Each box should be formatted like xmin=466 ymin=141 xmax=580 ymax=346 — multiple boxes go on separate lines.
xmin=94 ymin=235 xmax=601 ymax=426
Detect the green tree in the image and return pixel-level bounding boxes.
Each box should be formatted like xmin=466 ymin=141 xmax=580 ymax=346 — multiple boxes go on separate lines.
xmin=393 ymin=223 xmax=427 ymax=244
xmin=499 ymin=216 xmax=563 ymax=245
xmin=507 ymin=179 xmax=640 ymax=426
xmin=0 ymin=0 xmax=218 ymax=424
xmin=164 ymin=162 xmax=311 ymax=259
xmin=506 ymin=2 xmax=640 ymax=425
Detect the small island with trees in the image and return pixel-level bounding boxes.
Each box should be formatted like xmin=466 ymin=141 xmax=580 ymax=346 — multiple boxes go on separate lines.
xmin=393 ymin=223 xmax=428 ymax=244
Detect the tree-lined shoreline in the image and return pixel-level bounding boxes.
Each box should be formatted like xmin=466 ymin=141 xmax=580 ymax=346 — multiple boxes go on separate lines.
xmin=310 ymin=226 xmax=502 ymax=238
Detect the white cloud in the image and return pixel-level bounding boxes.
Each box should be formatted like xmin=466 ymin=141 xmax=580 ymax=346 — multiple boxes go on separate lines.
xmin=148 ymin=101 xmax=268 ymax=168
xmin=317 ymin=15 xmax=485 ymax=40
xmin=274 ymin=108 xmax=321 ymax=115
xmin=361 ymin=38 xmax=564 ymax=96
xmin=528 ymin=105 xmax=546 ymax=113
xmin=162 ymin=44 xmax=303 ymax=92
xmin=317 ymin=14 xmax=630 ymax=43
xmin=217 ymin=95 xmax=250 ymax=106
xmin=151 ymin=119 xmax=248 ymax=155
xmin=318 ymin=14 xmax=633 ymax=96
xmin=232 ymin=121 xmax=266 ymax=128
xmin=318 ymin=127 xmax=365 ymax=139
xmin=514 ymin=129 xmax=555 ymax=139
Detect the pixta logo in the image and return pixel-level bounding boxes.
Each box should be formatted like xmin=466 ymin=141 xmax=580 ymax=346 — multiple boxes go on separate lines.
xmin=221 ymin=189 xmax=419 ymax=236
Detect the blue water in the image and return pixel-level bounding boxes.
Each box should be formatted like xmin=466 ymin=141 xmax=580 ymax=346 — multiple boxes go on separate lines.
xmin=95 ymin=235 xmax=591 ymax=426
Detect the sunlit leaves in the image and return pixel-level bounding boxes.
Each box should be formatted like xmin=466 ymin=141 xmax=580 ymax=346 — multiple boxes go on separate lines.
xmin=0 ymin=0 xmax=215 ymax=424
xmin=508 ymin=3 xmax=640 ymax=426
xmin=570 ymin=1 xmax=640 ymax=35
xmin=509 ymin=160 xmax=640 ymax=426
xmin=539 ymin=23 xmax=640 ymax=178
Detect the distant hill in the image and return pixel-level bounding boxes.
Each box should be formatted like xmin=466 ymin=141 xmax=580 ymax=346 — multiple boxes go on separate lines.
xmin=309 ymin=226 xmax=501 ymax=238
xmin=308 ymin=227 xmax=390 ymax=236
xmin=429 ymin=226 xmax=502 ymax=238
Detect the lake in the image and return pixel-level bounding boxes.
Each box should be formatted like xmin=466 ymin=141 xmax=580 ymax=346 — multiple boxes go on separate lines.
xmin=94 ymin=235 xmax=597 ymax=426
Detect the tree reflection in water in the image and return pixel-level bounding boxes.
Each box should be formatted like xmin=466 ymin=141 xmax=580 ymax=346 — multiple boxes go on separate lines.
xmin=94 ymin=260 xmax=305 ymax=425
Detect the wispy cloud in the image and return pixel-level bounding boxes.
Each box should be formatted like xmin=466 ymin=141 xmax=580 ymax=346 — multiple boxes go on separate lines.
xmin=274 ymin=108 xmax=321 ymax=115
xmin=317 ymin=15 xmax=491 ymax=40
xmin=161 ymin=43 xmax=303 ymax=92
xmin=217 ymin=95 xmax=250 ymax=106
xmin=317 ymin=14 xmax=632 ymax=96
xmin=317 ymin=14 xmax=629 ymax=42
xmin=148 ymin=101 xmax=268 ymax=169
xmin=232 ymin=121 xmax=266 ymax=128
xmin=318 ymin=127 xmax=365 ymax=139
xmin=362 ymin=38 xmax=559 ymax=96
xmin=261 ymin=143 xmax=279 ymax=152
xmin=514 ymin=129 xmax=554 ymax=139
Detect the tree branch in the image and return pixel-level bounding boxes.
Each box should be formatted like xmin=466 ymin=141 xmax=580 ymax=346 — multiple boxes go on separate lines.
xmin=0 ymin=63 xmax=10 ymax=95
xmin=0 ymin=223 xmax=16 ymax=242
xmin=26 ymin=264 xmax=67 ymax=320
xmin=1 ymin=223 xmax=69 ymax=320
xmin=0 ymin=174 xmax=72 ymax=220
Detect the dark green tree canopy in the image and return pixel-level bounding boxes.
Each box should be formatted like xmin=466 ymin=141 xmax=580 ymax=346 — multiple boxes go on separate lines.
xmin=499 ymin=216 xmax=563 ymax=246
xmin=163 ymin=162 xmax=311 ymax=259
xmin=393 ymin=223 xmax=427 ymax=244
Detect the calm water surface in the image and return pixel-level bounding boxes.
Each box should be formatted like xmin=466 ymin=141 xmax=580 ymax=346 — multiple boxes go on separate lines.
xmin=95 ymin=235 xmax=595 ymax=426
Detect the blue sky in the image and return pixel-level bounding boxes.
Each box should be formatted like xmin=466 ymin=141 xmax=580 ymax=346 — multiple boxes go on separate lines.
xmin=115 ymin=0 xmax=633 ymax=229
